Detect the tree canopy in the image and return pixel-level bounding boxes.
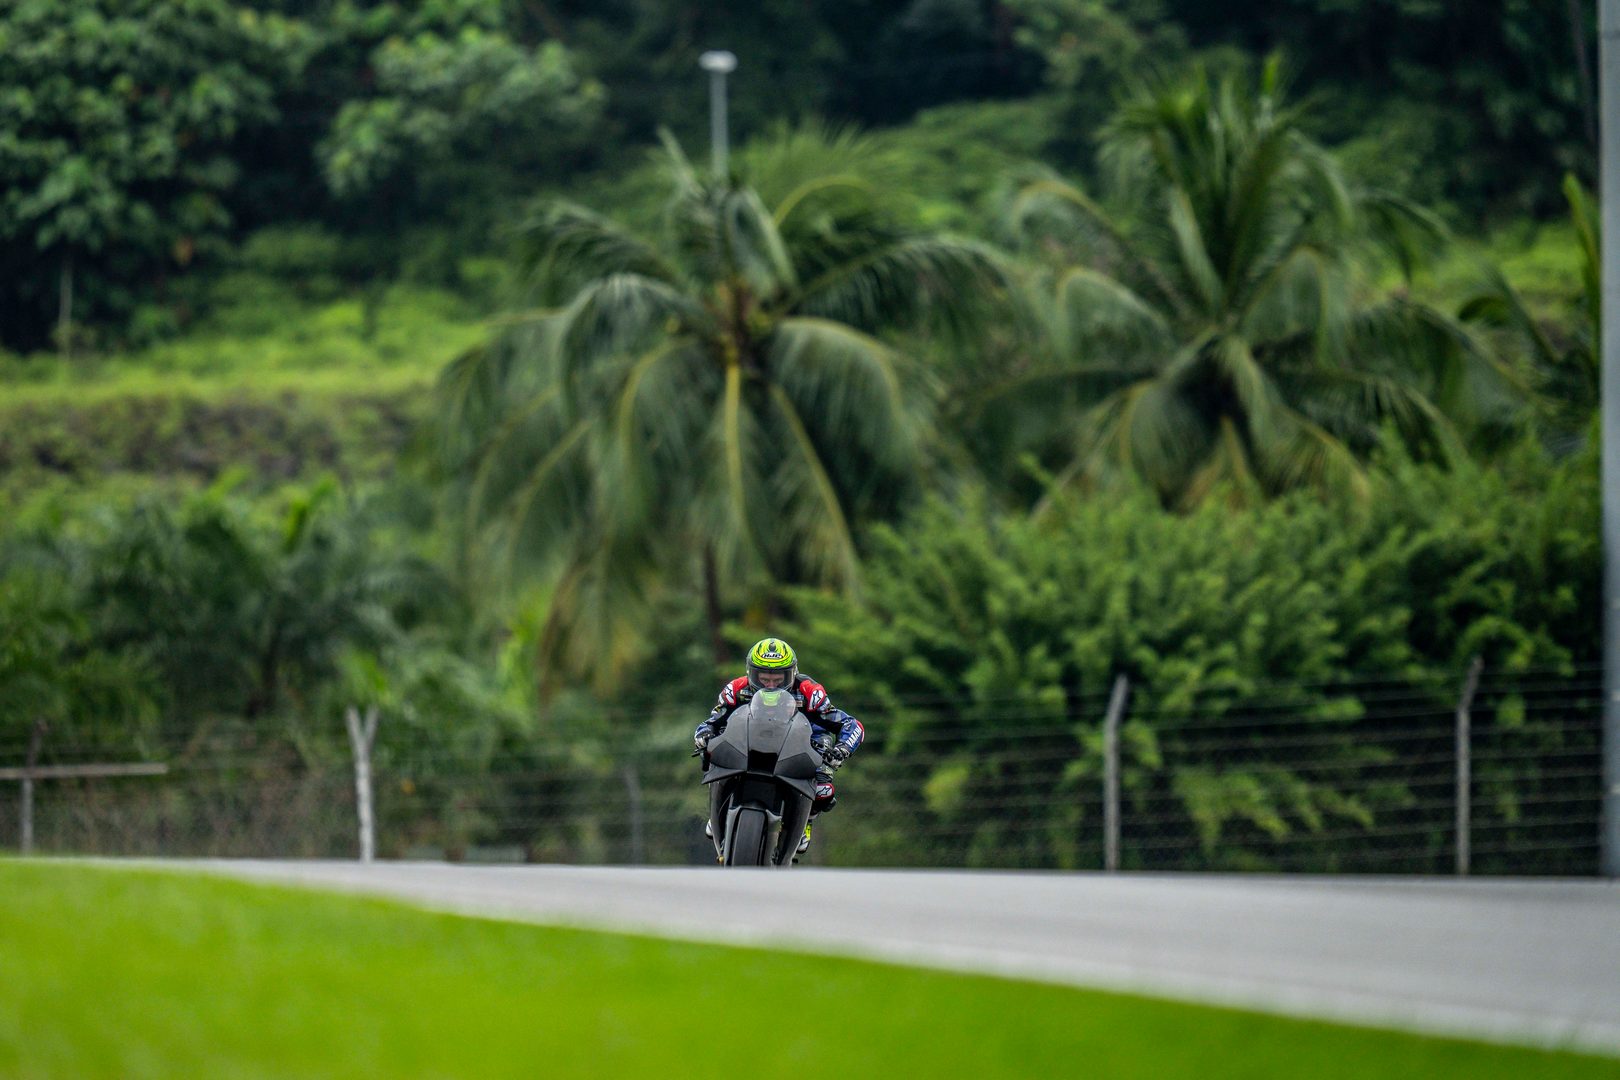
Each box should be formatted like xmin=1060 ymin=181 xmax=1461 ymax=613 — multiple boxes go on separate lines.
xmin=979 ymin=62 xmax=1520 ymax=506
xmin=438 ymin=129 xmax=1011 ymax=687
xmin=0 ymin=0 xmax=304 ymax=348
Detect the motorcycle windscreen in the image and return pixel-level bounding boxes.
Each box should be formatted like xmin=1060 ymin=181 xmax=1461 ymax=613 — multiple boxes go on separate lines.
xmin=704 ymin=690 xmax=819 ymax=797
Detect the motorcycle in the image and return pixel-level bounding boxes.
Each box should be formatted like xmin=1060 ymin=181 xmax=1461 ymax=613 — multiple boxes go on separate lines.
xmin=699 ymin=688 xmax=821 ymax=866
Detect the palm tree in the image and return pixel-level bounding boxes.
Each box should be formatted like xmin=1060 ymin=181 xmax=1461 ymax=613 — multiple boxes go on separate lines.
xmin=986 ymin=59 xmax=1519 ymax=508
xmin=1461 ymin=173 xmax=1599 ymax=449
xmin=438 ymin=127 xmax=1009 ymax=689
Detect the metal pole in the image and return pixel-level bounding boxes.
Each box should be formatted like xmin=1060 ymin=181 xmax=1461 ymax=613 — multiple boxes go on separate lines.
xmin=622 ymin=764 xmax=645 ymax=865
xmin=19 ymin=777 xmax=32 ymax=855
xmin=19 ymin=720 xmax=44 ymax=855
xmin=1603 ymin=0 xmax=1620 ymax=878
xmin=345 ymin=705 xmax=380 ymax=864
xmin=1102 ymin=674 xmax=1130 ymax=872
xmin=699 ymin=51 xmax=737 ymax=177
xmin=709 ymin=70 xmax=728 ymax=175
xmin=1455 ymin=656 xmax=1484 ymax=877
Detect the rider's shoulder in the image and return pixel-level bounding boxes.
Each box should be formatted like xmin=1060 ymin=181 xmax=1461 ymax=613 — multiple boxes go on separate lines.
xmin=718 ymin=675 xmax=752 ymax=705
xmin=795 ymin=674 xmax=832 ymax=710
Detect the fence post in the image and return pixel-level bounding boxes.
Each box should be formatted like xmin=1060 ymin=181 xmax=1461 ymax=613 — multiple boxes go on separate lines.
xmin=621 ymin=764 xmax=645 ymax=865
xmin=19 ymin=720 xmax=45 ymax=855
xmin=1455 ymin=656 xmax=1484 ymax=876
xmin=345 ymin=705 xmax=381 ymax=863
xmin=1103 ymin=674 xmax=1131 ymax=872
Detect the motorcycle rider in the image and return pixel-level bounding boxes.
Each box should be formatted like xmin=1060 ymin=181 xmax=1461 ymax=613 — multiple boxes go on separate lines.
xmin=693 ymin=637 xmax=865 ymax=856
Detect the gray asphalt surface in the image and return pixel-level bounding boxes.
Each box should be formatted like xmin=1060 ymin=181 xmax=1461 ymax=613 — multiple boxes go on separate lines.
xmin=158 ymin=860 xmax=1619 ymax=1055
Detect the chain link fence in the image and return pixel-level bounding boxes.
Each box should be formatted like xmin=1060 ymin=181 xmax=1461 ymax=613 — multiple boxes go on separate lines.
xmin=0 ymin=665 xmax=1606 ymax=875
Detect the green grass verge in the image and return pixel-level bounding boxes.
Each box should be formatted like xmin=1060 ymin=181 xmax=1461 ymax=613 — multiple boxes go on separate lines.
xmin=0 ymin=283 xmax=477 ymax=499
xmin=0 ymin=283 xmax=484 ymax=393
xmin=1 ymin=862 xmax=1614 ymax=1079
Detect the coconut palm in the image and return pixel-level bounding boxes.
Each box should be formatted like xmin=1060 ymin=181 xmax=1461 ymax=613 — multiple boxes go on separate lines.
xmin=987 ymin=59 xmax=1519 ymax=508
xmin=1461 ymin=172 xmax=1599 ymax=449
xmin=439 ymin=128 xmax=1010 ymax=688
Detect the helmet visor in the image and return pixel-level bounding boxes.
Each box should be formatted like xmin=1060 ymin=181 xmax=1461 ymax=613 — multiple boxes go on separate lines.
xmin=754 ymin=671 xmax=789 ymax=690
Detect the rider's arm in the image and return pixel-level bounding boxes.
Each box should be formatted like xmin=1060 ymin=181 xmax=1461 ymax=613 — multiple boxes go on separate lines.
xmin=825 ymin=708 xmax=865 ymax=755
xmin=801 ymin=677 xmax=864 ymax=756
xmin=697 ymin=677 xmax=751 ymax=741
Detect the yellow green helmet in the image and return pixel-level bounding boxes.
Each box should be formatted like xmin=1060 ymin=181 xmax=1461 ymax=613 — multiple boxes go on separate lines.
xmin=746 ymin=637 xmax=798 ymax=692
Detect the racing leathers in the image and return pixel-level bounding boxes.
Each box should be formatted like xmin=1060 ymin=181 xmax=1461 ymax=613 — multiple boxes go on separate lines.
xmin=694 ymin=674 xmax=865 ymax=816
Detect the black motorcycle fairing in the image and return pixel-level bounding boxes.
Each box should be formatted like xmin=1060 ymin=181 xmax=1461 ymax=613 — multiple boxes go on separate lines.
xmin=702 ymin=690 xmax=820 ymax=866
xmin=701 ymin=689 xmax=818 ymax=800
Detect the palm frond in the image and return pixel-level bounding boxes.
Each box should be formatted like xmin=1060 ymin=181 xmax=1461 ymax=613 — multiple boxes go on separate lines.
xmin=1122 ymin=376 xmax=1211 ymax=496
xmin=463 ymin=381 xmax=571 ymax=528
xmin=1219 ymin=108 xmax=1299 ymax=287
xmin=736 ymin=120 xmax=884 ymax=210
xmin=608 ymin=336 xmax=705 ymax=530
xmin=793 ymin=235 xmax=1011 ymax=339
xmin=551 ymin=272 xmax=705 ymax=394
xmin=490 ymin=418 xmax=592 ymax=580
xmin=1256 ymin=407 xmax=1370 ymax=500
xmin=1356 ymin=296 xmax=1529 ymax=428
xmin=1564 ymin=173 xmax=1600 ymax=328
xmin=725 ymin=185 xmax=799 ymax=295
xmin=1057 ymin=376 xmax=1208 ymax=503
xmin=1209 ymin=335 xmax=1278 ymax=446
xmin=765 ymin=383 xmax=860 ymax=591
xmin=1005 ymin=175 xmax=1189 ymax=318
xmin=1178 ymin=416 xmax=1264 ymax=509
xmin=1457 ymin=264 xmax=1560 ymax=369
xmin=1166 ymin=189 xmax=1224 ymax=315
xmin=964 ymin=362 xmax=1154 ymax=417
xmin=516 ymin=201 xmax=677 ymax=305
xmin=656 ymin=126 xmax=702 ymax=193
xmin=1052 ymin=267 xmax=1176 ymax=365
xmin=1289 ymin=138 xmax=1356 ymax=238
xmin=1292 ymin=366 xmax=1465 ymax=462
xmin=1005 ymin=175 xmax=1128 ymax=252
xmin=666 ymin=180 xmax=801 ymax=298
xmin=1237 ymin=243 xmax=1353 ymax=363
xmin=1358 ymin=189 xmax=1449 ymax=283
xmin=768 ymin=316 xmax=930 ymax=483
xmin=535 ymin=535 xmax=670 ymax=697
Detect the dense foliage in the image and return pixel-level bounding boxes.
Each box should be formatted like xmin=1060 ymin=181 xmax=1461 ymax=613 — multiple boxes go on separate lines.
xmin=0 ymin=0 xmax=1596 ymax=350
xmin=439 ymin=129 xmax=1009 ymax=684
xmin=0 ymin=3 xmax=1605 ymax=871
xmin=786 ymin=444 xmax=1600 ymax=870
xmin=0 ymin=0 xmax=303 ymax=349
xmin=983 ymin=61 xmax=1510 ymax=506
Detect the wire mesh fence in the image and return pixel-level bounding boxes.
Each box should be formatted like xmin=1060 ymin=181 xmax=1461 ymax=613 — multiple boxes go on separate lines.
xmin=0 ymin=664 xmax=1606 ymax=875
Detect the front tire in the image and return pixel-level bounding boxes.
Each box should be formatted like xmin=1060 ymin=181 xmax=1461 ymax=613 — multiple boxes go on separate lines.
xmin=723 ymin=807 xmax=769 ymax=866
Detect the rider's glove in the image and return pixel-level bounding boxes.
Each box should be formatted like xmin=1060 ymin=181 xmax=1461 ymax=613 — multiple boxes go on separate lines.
xmin=822 ymin=743 xmax=851 ymax=770
xmin=693 ymin=731 xmax=712 ymax=757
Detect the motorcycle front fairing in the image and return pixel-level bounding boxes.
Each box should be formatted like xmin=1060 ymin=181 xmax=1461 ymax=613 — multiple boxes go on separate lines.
xmin=703 ymin=690 xmax=819 ymax=862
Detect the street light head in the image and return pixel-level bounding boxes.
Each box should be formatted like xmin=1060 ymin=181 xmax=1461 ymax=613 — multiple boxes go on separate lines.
xmin=699 ymin=50 xmax=737 ymax=74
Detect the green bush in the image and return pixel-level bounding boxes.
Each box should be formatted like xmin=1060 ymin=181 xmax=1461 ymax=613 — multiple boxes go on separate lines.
xmin=784 ymin=445 xmax=1600 ymax=871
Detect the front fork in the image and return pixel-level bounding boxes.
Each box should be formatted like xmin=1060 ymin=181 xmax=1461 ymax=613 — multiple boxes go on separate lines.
xmin=708 ymin=778 xmax=812 ymax=864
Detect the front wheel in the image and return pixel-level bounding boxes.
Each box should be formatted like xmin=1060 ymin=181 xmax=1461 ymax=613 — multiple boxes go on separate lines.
xmin=723 ymin=807 xmax=770 ymax=866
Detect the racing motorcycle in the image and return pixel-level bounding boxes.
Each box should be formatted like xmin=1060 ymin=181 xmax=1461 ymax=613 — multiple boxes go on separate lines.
xmin=699 ymin=687 xmax=821 ymax=867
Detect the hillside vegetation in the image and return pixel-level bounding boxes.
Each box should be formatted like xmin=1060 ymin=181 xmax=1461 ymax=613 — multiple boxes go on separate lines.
xmin=0 ymin=2 xmax=1605 ymax=873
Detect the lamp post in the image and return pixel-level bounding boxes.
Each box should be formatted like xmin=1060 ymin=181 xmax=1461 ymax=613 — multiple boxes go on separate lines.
xmin=699 ymin=50 xmax=737 ymax=177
